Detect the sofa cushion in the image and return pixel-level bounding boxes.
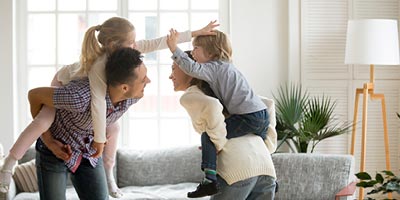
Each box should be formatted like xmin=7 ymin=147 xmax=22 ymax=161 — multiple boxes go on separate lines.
xmin=120 ymin=183 xmax=209 ymax=200
xmin=272 ymin=153 xmax=355 ymax=200
xmin=117 ymin=145 xmax=203 ymax=187
xmin=13 ymin=159 xmax=38 ymax=193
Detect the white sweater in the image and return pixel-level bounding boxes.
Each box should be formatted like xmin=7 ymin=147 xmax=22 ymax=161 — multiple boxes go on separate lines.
xmin=56 ymin=30 xmax=192 ymax=143
xmin=181 ymin=86 xmax=277 ymax=185
xmin=180 ymin=86 xmax=228 ymax=151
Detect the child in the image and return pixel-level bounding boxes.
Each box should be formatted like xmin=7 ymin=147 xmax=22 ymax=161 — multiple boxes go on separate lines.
xmin=167 ymin=29 xmax=270 ymax=198
xmin=0 ymin=17 xmax=218 ymax=198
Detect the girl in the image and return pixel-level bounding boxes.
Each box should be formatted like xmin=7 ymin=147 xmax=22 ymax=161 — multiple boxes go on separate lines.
xmin=167 ymin=30 xmax=270 ymax=197
xmin=0 ymin=17 xmax=218 ymax=198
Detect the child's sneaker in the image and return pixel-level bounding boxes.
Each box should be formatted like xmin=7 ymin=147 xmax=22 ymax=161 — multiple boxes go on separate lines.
xmin=187 ymin=180 xmax=218 ymax=198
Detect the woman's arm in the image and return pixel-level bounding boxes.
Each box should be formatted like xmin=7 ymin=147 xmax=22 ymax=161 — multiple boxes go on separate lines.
xmin=180 ymin=89 xmax=227 ymax=151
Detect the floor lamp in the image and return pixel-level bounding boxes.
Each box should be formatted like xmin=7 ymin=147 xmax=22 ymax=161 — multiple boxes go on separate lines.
xmin=345 ymin=19 xmax=400 ymax=200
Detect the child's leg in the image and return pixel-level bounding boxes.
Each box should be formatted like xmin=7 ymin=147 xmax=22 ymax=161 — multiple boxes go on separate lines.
xmin=0 ymin=105 xmax=55 ymax=193
xmin=225 ymin=109 xmax=269 ymax=140
xmin=188 ymin=133 xmax=218 ymax=198
xmin=103 ymin=122 xmax=123 ymax=198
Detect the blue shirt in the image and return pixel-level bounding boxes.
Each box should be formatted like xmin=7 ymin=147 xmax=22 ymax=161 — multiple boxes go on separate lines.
xmin=172 ymin=48 xmax=266 ymax=115
xmin=41 ymin=78 xmax=138 ymax=172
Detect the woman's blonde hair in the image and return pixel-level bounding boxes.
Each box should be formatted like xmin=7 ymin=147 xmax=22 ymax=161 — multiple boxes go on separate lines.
xmin=79 ymin=17 xmax=135 ymax=74
xmin=192 ymin=30 xmax=232 ymax=62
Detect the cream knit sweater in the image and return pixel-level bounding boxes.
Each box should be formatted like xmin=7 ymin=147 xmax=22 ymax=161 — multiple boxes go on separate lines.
xmin=180 ymin=86 xmax=277 ymax=185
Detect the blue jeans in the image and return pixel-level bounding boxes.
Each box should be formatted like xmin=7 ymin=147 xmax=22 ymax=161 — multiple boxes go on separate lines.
xmin=35 ymin=140 xmax=108 ymax=200
xmin=201 ymin=109 xmax=269 ymax=170
xmin=210 ymin=175 xmax=276 ymax=200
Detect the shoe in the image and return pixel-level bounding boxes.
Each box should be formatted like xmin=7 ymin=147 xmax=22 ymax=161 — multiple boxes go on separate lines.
xmin=187 ymin=181 xmax=218 ymax=198
xmin=0 ymin=169 xmax=12 ymax=193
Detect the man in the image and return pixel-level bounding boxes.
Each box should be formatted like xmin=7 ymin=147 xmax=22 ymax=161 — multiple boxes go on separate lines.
xmin=28 ymin=48 xmax=150 ymax=200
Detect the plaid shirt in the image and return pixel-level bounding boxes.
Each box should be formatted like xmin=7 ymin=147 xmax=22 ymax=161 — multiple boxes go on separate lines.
xmin=46 ymin=78 xmax=138 ymax=172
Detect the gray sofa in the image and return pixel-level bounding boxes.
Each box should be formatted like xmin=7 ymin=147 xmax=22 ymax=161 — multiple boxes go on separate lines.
xmin=1 ymin=146 xmax=355 ymax=200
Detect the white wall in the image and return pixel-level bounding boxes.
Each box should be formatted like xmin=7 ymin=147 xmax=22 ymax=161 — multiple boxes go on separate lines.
xmin=0 ymin=0 xmax=290 ymax=152
xmin=0 ymin=0 xmax=16 ymax=153
xmin=230 ymin=0 xmax=288 ymax=97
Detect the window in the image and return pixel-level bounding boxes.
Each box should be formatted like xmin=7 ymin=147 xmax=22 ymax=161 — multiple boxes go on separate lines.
xmin=17 ymin=0 xmax=229 ymax=149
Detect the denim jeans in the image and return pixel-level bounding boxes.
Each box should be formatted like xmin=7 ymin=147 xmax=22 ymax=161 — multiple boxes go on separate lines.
xmin=210 ymin=175 xmax=276 ymax=200
xmin=201 ymin=109 xmax=269 ymax=170
xmin=36 ymin=141 xmax=108 ymax=200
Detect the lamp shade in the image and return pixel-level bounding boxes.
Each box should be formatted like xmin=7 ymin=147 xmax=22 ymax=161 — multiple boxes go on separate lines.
xmin=345 ymin=19 xmax=400 ymax=65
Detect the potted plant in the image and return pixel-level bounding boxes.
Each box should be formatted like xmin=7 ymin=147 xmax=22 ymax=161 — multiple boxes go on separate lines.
xmin=273 ymin=83 xmax=352 ymax=153
xmin=355 ymin=113 xmax=400 ymax=199
xmin=356 ymin=170 xmax=400 ymax=199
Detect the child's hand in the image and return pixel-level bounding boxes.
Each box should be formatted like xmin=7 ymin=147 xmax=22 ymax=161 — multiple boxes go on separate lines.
xmin=91 ymin=141 xmax=105 ymax=158
xmin=167 ymin=29 xmax=179 ymax=53
xmin=192 ymin=20 xmax=220 ymax=37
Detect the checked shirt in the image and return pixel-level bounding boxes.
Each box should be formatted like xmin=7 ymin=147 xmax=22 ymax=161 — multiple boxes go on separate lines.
xmin=45 ymin=78 xmax=138 ymax=172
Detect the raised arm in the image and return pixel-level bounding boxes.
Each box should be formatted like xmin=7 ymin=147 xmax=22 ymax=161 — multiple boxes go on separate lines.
xmin=137 ymin=20 xmax=219 ymax=53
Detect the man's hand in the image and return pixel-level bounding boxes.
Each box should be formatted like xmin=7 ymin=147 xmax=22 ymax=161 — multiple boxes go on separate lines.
xmin=167 ymin=29 xmax=179 ymax=53
xmin=41 ymin=130 xmax=72 ymax=161
xmin=192 ymin=20 xmax=220 ymax=37
xmin=90 ymin=142 xmax=105 ymax=158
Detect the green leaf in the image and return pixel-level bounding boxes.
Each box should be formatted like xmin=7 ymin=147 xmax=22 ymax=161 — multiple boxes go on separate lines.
xmin=382 ymin=170 xmax=395 ymax=176
xmin=356 ymin=172 xmax=372 ymax=180
xmin=376 ymin=173 xmax=384 ymax=184
xmin=356 ymin=180 xmax=378 ymax=188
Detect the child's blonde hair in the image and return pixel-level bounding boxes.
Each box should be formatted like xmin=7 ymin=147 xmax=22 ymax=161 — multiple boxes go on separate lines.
xmin=192 ymin=30 xmax=232 ymax=62
xmin=79 ymin=17 xmax=135 ymax=74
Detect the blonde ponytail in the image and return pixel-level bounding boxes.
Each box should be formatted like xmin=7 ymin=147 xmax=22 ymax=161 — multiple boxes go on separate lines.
xmin=77 ymin=17 xmax=135 ymax=75
xmin=79 ymin=26 xmax=104 ymax=75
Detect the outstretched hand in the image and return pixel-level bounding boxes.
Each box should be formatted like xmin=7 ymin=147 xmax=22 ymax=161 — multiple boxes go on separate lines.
xmin=192 ymin=20 xmax=220 ymax=37
xmin=90 ymin=141 xmax=105 ymax=158
xmin=167 ymin=29 xmax=179 ymax=53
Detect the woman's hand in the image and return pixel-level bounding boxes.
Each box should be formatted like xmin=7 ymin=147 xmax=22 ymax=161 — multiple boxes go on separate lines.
xmin=192 ymin=20 xmax=220 ymax=37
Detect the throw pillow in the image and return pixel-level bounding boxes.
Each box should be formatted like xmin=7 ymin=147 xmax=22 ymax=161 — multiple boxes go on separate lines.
xmin=13 ymin=159 xmax=38 ymax=192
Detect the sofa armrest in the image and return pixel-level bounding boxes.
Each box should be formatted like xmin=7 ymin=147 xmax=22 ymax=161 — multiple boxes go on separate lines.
xmin=0 ymin=178 xmax=17 ymax=200
xmin=335 ymin=181 xmax=356 ymax=200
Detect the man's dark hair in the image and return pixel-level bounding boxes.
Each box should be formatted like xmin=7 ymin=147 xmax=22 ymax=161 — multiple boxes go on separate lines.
xmin=106 ymin=48 xmax=143 ymax=86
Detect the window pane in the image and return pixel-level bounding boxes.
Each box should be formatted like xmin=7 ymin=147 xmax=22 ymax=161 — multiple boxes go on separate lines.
xmin=191 ymin=0 xmax=218 ymax=10
xmin=88 ymin=0 xmax=117 ymax=11
xmin=191 ymin=13 xmax=219 ymax=30
xmin=159 ymin=43 xmax=191 ymax=64
xmin=159 ymin=13 xmax=189 ymax=63
xmin=125 ymin=119 xmax=159 ymax=149
xmin=160 ymin=119 xmax=199 ymax=148
xmin=28 ymin=67 xmax=56 ymax=89
xmin=28 ymin=0 xmax=55 ymax=11
xmin=129 ymin=13 xmax=159 ymax=61
xmin=129 ymin=0 xmax=157 ymax=10
xmin=160 ymin=0 xmax=188 ymax=10
xmin=58 ymin=0 xmax=86 ymax=11
xmin=58 ymin=14 xmax=86 ymax=64
xmin=28 ymin=14 xmax=56 ymax=65
xmin=88 ymin=13 xmax=117 ymax=26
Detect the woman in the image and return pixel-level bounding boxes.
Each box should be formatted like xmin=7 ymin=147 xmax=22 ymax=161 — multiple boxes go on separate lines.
xmin=169 ymin=51 xmax=277 ymax=199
